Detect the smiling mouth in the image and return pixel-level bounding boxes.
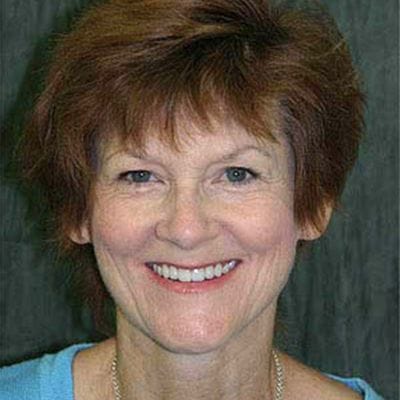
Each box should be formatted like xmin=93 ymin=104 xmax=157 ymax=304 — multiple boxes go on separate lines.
xmin=145 ymin=260 xmax=240 ymax=282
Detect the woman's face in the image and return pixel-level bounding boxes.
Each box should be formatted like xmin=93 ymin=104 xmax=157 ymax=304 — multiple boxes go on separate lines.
xmin=77 ymin=120 xmax=310 ymax=354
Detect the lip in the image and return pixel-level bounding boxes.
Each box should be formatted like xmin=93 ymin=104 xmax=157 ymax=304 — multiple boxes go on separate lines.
xmin=144 ymin=260 xmax=242 ymax=294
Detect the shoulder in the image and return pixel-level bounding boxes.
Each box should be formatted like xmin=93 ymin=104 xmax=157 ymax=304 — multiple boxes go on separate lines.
xmin=0 ymin=356 xmax=41 ymax=400
xmin=280 ymin=352 xmax=364 ymax=400
xmin=0 ymin=343 xmax=93 ymax=400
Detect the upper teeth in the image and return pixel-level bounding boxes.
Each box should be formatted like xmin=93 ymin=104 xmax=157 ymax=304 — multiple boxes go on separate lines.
xmin=149 ymin=260 xmax=238 ymax=282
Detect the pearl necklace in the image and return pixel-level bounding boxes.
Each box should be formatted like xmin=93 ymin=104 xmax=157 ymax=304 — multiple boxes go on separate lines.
xmin=111 ymin=349 xmax=284 ymax=400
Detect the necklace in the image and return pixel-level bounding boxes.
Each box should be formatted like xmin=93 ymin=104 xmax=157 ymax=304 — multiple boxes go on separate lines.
xmin=111 ymin=349 xmax=284 ymax=400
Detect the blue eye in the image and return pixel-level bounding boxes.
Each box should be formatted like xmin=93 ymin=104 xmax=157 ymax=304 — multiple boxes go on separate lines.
xmin=119 ymin=170 xmax=153 ymax=184
xmin=225 ymin=167 xmax=259 ymax=185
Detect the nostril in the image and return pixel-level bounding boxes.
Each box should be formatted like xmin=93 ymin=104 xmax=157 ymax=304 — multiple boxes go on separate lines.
xmin=155 ymin=214 xmax=218 ymax=250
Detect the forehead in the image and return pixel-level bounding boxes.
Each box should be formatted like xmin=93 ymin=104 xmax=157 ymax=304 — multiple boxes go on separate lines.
xmin=100 ymin=114 xmax=286 ymax=162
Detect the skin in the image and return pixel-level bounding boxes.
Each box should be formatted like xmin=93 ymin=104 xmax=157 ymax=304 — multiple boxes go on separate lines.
xmin=71 ymin=118 xmax=361 ymax=400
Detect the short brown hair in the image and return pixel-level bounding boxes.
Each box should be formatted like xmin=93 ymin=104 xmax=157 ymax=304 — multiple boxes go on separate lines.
xmin=20 ymin=0 xmax=364 ymax=330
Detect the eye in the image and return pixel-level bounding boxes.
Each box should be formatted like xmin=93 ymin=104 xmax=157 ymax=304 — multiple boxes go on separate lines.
xmin=224 ymin=167 xmax=259 ymax=185
xmin=118 ymin=170 xmax=155 ymax=184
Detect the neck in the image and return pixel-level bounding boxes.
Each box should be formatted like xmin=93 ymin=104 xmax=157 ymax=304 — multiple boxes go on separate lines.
xmin=114 ymin=305 xmax=278 ymax=400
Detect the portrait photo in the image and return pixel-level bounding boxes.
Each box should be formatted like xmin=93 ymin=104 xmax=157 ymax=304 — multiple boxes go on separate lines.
xmin=0 ymin=1 xmax=398 ymax=399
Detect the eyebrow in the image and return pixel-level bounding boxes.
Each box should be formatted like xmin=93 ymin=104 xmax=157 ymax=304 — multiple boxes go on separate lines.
xmin=117 ymin=144 xmax=272 ymax=162
xmin=219 ymin=145 xmax=272 ymax=161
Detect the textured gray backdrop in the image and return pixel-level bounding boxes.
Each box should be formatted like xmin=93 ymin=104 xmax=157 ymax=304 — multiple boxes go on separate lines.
xmin=0 ymin=1 xmax=398 ymax=399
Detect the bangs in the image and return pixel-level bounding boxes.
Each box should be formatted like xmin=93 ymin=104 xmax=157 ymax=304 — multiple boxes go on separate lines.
xmin=101 ymin=79 xmax=280 ymax=157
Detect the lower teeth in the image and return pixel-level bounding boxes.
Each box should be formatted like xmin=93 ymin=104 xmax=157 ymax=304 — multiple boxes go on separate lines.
xmin=162 ymin=274 xmax=219 ymax=283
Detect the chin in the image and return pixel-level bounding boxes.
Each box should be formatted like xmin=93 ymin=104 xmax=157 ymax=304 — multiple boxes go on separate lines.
xmin=150 ymin=317 xmax=233 ymax=355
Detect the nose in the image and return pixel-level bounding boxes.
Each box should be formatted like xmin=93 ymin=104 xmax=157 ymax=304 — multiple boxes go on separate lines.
xmin=155 ymin=186 xmax=218 ymax=250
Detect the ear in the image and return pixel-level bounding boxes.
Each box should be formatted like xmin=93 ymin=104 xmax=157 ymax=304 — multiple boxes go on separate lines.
xmin=298 ymin=203 xmax=333 ymax=241
xmin=69 ymin=220 xmax=91 ymax=245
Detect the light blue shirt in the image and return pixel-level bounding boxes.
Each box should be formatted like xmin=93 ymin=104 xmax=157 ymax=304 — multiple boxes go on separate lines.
xmin=0 ymin=343 xmax=385 ymax=399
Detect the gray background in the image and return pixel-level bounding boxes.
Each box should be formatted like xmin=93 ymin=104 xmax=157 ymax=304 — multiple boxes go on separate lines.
xmin=0 ymin=1 xmax=398 ymax=399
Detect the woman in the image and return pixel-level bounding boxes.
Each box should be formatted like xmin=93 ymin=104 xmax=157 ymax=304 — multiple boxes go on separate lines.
xmin=0 ymin=0 xmax=384 ymax=399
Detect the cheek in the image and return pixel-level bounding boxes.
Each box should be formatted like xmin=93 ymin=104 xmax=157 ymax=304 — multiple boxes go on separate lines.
xmin=89 ymin=197 xmax=153 ymax=258
xmin=228 ymin=196 xmax=298 ymax=254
